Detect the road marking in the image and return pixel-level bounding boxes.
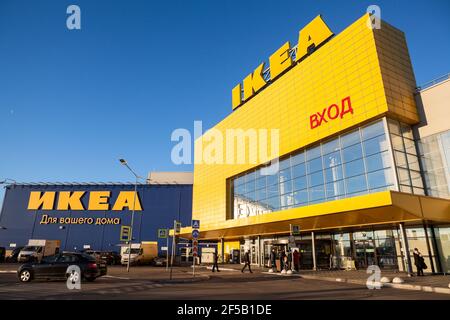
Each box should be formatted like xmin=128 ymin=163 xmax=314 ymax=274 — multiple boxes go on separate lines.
xmin=103 ymin=275 xmax=130 ymax=280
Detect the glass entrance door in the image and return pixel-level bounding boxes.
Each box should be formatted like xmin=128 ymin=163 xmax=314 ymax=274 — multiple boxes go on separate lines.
xmin=354 ymin=240 xmax=376 ymax=269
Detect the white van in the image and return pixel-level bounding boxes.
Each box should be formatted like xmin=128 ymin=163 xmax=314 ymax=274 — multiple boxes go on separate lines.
xmin=121 ymin=242 xmax=157 ymax=265
xmin=18 ymin=239 xmax=60 ymax=263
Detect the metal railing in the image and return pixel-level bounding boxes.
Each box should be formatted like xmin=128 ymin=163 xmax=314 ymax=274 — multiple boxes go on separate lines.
xmin=416 ymin=73 xmax=450 ymax=92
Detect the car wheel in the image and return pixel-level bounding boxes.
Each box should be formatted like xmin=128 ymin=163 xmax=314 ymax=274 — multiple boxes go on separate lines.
xmin=19 ymin=269 xmax=32 ymax=282
xmin=67 ymin=270 xmax=81 ymax=283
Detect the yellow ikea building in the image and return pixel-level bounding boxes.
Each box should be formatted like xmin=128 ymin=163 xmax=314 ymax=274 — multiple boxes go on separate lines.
xmin=180 ymin=13 xmax=450 ymax=274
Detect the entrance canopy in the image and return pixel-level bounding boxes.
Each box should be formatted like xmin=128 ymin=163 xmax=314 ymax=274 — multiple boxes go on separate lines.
xmin=179 ymin=191 xmax=450 ymax=240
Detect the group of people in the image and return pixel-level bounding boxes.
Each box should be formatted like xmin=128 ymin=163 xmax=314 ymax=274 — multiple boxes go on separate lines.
xmin=269 ymin=248 xmax=300 ymax=272
xmin=213 ymin=247 xmax=427 ymax=276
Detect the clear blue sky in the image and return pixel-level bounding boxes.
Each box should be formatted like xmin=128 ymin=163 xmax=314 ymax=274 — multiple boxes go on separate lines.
xmin=1 ymin=0 xmax=449 ymax=202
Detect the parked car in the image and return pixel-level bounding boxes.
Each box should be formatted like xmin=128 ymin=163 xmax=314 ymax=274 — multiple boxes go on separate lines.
xmin=80 ymin=249 xmax=104 ymax=262
xmin=152 ymin=257 xmax=167 ymax=267
xmin=17 ymin=252 xmax=107 ymax=283
xmin=99 ymin=251 xmax=121 ymax=265
xmin=5 ymin=247 xmax=24 ymax=263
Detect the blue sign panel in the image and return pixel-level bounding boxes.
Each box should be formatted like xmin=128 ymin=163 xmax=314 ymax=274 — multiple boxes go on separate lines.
xmin=192 ymin=229 xmax=199 ymax=239
xmin=192 ymin=220 xmax=200 ymax=229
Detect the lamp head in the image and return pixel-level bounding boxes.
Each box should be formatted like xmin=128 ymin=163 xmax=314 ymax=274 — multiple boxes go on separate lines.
xmin=119 ymin=159 xmax=127 ymax=165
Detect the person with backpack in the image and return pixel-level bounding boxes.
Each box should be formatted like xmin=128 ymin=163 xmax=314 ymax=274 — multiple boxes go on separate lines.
xmin=413 ymin=248 xmax=427 ymax=276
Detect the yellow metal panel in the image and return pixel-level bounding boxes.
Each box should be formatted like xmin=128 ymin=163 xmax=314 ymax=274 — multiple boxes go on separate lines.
xmin=192 ymin=14 xmax=420 ymax=233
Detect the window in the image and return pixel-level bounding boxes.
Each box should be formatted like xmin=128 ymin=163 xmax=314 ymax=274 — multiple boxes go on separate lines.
xmin=388 ymin=119 xmax=425 ymax=196
xmin=341 ymin=130 xmax=361 ymax=148
xmin=230 ymin=119 xmax=396 ymax=219
xmin=343 ymin=144 xmax=363 ymax=162
xmin=346 ymin=175 xmax=367 ymax=194
xmin=344 ymin=159 xmax=365 ymax=178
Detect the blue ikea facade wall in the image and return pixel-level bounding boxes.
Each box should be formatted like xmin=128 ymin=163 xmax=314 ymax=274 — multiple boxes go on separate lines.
xmin=0 ymin=183 xmax=192 ymax=253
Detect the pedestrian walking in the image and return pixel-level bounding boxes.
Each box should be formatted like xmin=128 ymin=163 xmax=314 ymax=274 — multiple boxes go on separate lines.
xmin=413 ymin=248 xmax=427 ymax=276
xmin=269 ymin=248 xmax=277 ymax=272
xmin=293 ymin=249 xmax=300 ymax=272
xmin=287 ymin=249 xmax=292 ymax=271
xmin=212 ymin=251 xmax=220 ymax=272
xmin=241 ymin=250 xmax=253 ymax=273
xmin=279 ymin=250 xmax=286 ymax=271
xmin=283 ymin=254 xmax=289 ymax=272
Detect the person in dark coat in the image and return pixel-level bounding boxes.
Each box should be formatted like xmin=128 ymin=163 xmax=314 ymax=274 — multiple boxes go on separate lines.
xmin=269 ymin=248 xmax=277 ymax=271
xmin=241 ymin=250 xmax=253 ymax=273
xmin=212 ymin=251 xmax=220 ymax=272
xmin=293 ymin=249 xmax=300 ymax=272
xmin=279 ymin=250 xmax=286 ymax=271
xmin=413 ymin=248 xmax=426 ymax=276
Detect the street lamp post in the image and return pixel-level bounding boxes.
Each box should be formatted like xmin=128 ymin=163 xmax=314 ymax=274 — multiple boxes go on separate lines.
xmin=119 ymin=159 xmax=143 ymax=273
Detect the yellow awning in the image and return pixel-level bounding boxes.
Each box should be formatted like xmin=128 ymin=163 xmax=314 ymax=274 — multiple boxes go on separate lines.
xmin=176 ymin=191 xmax=450 ymax=240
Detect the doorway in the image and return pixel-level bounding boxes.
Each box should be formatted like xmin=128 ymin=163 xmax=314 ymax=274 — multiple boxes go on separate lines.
xmin=354 ymin=239 xmax=376 ymax=268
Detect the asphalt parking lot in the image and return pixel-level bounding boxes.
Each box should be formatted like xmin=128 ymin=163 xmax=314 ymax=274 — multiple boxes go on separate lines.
xmin=1 ymin=264 xmax=450 ymax=300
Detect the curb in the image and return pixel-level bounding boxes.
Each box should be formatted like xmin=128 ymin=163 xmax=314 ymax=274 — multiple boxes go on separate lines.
xmin=263 ymin=272 xmax=450 ymax=295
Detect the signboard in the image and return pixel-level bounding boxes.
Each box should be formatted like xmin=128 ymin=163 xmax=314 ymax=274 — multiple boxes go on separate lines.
xmin=288 ymin=236 xmax=296 ymax=248
xmin=161 ymin=246 xmax=168 ymax=251
xmin=192 ymin=229 xmax=199 ymax=239
xmin=83 ymin=244 xmax=91 ymax=249
xmin=192 ymin=240 xmax=198 ymax=247
xmin=192 ymin=220 xmax=200 ymax=229
xmin=291 ymin=225 xmax=300 ymax=236
xmin=192 ymin=246 xmax=198 ymax=257
xmin=158 ymin=228 xmax=168 ymax=239
xmin=9 ymin=243 xmax=16 ymax=248
xmin=175 ymin=221 xmax=181 ymax=234
xmin=120 ymin=225 xmax=131 ymax=242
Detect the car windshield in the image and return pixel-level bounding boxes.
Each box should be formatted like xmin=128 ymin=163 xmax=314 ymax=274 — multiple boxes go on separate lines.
xmin=22 ymin=246 xmax=40 ymax=252
xmin=124 ymin=248 xmax=140 ymax=254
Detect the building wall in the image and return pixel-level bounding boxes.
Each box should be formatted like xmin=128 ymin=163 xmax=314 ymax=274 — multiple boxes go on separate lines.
xmin=192 ymin=14 xmax=419 ymax=229
xmin=415 ymin=79 xmax=450 ymax=138
xmin=0 ymin=184 xmax=192 ymax=252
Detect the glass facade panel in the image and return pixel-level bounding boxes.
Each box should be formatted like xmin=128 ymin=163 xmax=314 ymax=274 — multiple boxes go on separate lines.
xmin=292 ymin=163 xmax=306 ymax=178
xmin=342 ymin=144 xmax=363 ymax=162
xmin=293 ymin=176 xmax=307 ymax=191
xmin=365 ymin=151 xmax=391 ymax=172
xmin=363 ymin=135 xmax=388 ymax=156
xmin=341 ymin=129 xmax=361 ymax=148
xmin=346 ymin=175 xmax=367 ymax=194
xmin=388 ymin=119 xmax=425 ymax=196
xmin=434 ymin=226 xmax=450 ymax=273
xmin=325 ymin=165 xmax=343 ymax=183
xmin=230 ymin=119 xmax=396 ymax=219
xmin=418 ymin=130 xmax=450 ymax=199
xmin=344 ymin=159 xmax=365 ymax=178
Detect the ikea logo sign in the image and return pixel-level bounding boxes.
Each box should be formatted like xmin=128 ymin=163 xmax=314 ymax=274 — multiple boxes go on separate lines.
xmin=231 ymin=15 xmax=334 ymax=110
xmin=27 ymin=191 xmax=142 ymax=211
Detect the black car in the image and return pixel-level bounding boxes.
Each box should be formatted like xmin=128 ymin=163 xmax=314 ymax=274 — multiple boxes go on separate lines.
xmin=100 ymin=251 xmax=121 ymax=265
xmin=5 ymin=246 xmax=24 ymax=263
xmin=17 ymin=252 xmax=107 ymax=283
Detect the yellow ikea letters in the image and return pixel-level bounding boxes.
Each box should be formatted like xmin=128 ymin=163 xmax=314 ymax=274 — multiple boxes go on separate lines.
xmin=232 ymin=15 xmax=334 ymax=110
xmin=27 ymin=191 xmax=142 ymax=211
xmin=296 ymin=15 xmax=334 ymax=61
